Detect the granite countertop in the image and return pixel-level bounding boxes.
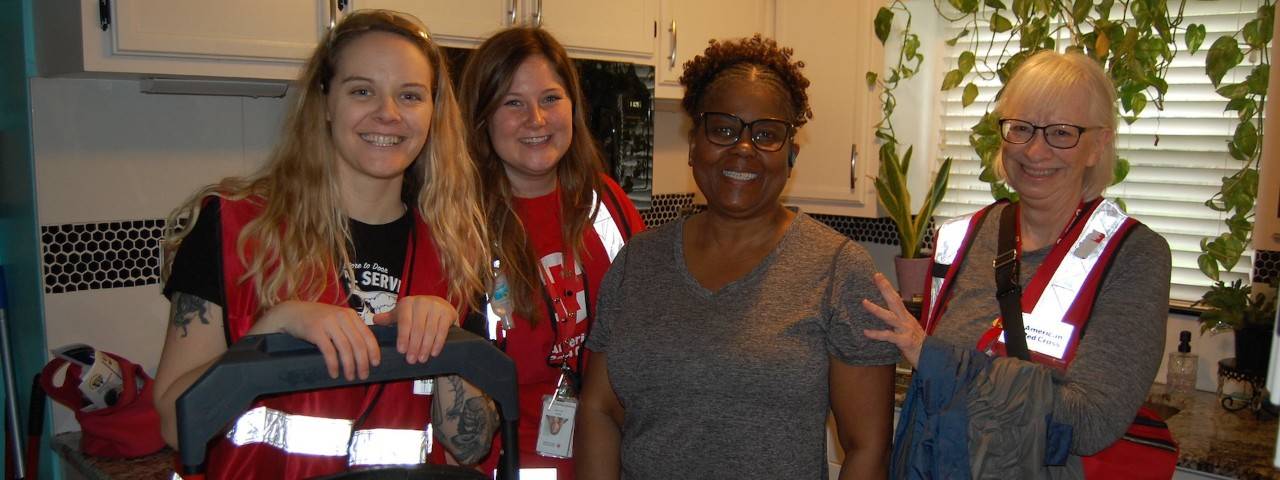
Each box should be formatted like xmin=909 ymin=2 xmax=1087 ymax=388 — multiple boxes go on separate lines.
xmin=1153 ymin=387 xmax=1280 ymax=480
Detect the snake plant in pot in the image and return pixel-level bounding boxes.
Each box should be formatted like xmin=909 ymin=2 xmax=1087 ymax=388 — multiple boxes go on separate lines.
xmin=869 ymin=1 xmax=952 ymax=301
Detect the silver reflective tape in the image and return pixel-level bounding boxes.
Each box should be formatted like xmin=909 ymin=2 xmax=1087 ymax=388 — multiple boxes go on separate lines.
xmin=932 ymin=215 xmax=972 ymax=265
xmin=589 ymin=192 xmax=625 ymax=262
xmin=1029 ymin=200 xmax=1129 ymax=322
xmin=517 ymin=468 xmax=559 ymax=480
xmin=226 ymin=405 xmax=353 ymax=457
xmin=347 ymin=427 xmax=431 ymax=466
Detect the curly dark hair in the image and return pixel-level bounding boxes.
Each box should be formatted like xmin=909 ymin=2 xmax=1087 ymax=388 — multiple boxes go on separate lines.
xmin=679 ymin=34 xmax=813 ymax=131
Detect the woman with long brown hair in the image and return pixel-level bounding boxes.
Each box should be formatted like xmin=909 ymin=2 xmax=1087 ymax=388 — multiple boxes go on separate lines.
xmin=458 ymin=27 xmax=644 ymax=479
xmin=154 ymin=10 xmax=497 ymax=479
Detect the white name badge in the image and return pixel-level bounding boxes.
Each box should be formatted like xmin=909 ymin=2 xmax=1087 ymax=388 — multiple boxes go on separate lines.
xmin=536 ymin=395 xmax=577 ymax=458
xmin=412 ymin=378 xmax=434 ymax=396
xmin=998 ymin=312 xmax=1075 ymax=359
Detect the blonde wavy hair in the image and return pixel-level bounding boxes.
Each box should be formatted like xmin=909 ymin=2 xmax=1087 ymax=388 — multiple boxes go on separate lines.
xmin=161 ymin=10 xmax=489 ymax=311
xmin=458 ymin=27 xmax=608 ymax=325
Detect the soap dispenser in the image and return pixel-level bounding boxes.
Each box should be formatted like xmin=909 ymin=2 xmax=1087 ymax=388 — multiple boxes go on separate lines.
xmin=1165 ymin=330 xmax=1198 ymax=405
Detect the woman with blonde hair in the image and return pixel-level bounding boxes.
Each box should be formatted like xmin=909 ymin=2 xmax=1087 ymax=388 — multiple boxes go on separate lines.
xmin=865 ymin=50 xmax=1172 ymax=478
xmin=458 ymin=27 xmax=644 ymax=479
xmin=154 ymin=10 xmax=498 ymax=479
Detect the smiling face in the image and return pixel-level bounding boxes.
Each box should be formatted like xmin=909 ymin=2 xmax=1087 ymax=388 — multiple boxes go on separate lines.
xmin=487 ymin=55 xmax=573 ymax=197
xmin=999 ymin=88 xmax=1109 ymax=207
xmin=690 ymin=75 xmax=795 ymax=219
xmin=326 ymin=31 xmax=435 ymax=192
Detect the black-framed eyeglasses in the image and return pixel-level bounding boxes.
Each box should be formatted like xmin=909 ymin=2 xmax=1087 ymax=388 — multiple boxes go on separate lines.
xmin=998 ymin=118 xmax=1089 ymax=149
xmin=698 ymin=112 xmax=795 ymax=152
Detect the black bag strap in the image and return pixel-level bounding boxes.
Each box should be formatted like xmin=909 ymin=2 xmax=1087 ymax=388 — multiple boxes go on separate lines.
xmin=995 ymin=204 xmax=1031 ymax=361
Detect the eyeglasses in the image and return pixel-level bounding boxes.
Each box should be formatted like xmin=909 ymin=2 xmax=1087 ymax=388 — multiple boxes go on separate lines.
xmin=998 ymin=118 xmax=1089 ymax=149
xmin=698 ymin=112 xmax=795 ymax=152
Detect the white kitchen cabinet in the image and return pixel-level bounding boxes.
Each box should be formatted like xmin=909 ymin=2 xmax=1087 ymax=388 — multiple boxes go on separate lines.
xmin=35 ymin=0 xmax=330 ymax=81
xmin=344 ymin=0 xmax=655 ymax=62
xmin=773 ymin=0 xmax=882 ymax=217
xmin=654 ymin=0 xmax=775 ymax=99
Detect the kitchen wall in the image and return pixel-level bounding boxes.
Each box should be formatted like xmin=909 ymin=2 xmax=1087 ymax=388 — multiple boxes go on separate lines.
xmin=31 ymin=76 xmax=288 ymax=433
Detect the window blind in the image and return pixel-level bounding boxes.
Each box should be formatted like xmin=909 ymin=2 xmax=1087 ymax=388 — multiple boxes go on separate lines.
xmin=933 ymin=0 xmax=1263 ymax=302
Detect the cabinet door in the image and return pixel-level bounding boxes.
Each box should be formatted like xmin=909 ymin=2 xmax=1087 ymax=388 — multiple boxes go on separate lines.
xmin=534 ymin=0 xmax=656 ymax=60
xmin=774 ymin=0 xmax=881 ymax=216
xmin=655 ymin=0 xmax=775 ymax=99
xmin=113 ymin=0 xmax=326 ymax=61
xmin=343 ymin=0 xmax=514 ymax=47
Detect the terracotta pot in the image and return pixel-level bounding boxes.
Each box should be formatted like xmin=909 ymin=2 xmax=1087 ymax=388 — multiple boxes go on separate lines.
xmin=1234 ymin=325 xmax=1272 ymax=373
xmin=894 ymin=256 xmax=932 ymax=303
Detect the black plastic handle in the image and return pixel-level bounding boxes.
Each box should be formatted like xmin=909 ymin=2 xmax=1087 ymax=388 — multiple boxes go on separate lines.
xmin=176 ymin=325 xmax=518 ymax=478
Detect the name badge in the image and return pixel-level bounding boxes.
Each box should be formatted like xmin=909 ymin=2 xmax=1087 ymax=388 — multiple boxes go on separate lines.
xmin=412 ymin=378 xmax=434 ymax=396
xmin=998 ymin=312 xmax=1075 ymax=359
xmin=536 ymin=394 xmax=576 ymax=458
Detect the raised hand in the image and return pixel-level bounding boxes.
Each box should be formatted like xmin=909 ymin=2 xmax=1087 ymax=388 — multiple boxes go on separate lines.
xmin=861 ymin=272 xmax=926 ymax=368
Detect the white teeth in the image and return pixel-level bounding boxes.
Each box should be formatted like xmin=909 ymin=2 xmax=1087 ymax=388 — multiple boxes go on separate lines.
xmin=722 ymin=170 xmax=758 ymax=181
xmin=1023 ymin=165 xmax=1055 ymax=177
xmin=360 ymin=133 xmax=403 ymax=146
xmin=520 ymin=135 xmax=550 ymax=145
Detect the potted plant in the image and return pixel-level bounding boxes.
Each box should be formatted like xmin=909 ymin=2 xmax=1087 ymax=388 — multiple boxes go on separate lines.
xmin=869 ymin=2 xmax=952 ymax=302
xmin=1196 ymin=278 xmax=1278 ymax=373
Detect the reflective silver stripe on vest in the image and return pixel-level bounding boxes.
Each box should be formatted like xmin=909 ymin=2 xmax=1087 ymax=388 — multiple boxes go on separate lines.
xmin=1025 ymin=199 xmax=1129 ymax=324
xmin=347 ymin=426 xmax=433 ymax=466
xmin=589 ymin=191 xmax=626 ymax=261
xmin=225 ymin=405 xmax=431 ymax=463
xmin=928 ymin=215 xmax=975 ymax=321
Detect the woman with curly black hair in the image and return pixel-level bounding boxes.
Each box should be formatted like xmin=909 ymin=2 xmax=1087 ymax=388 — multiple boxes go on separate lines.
xmin=576 ymin=35 xmax=899 ymax=479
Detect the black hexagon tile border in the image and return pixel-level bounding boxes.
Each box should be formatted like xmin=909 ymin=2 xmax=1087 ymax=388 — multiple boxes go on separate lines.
xmin=37 ymin=201 xmax=1278 ymax=293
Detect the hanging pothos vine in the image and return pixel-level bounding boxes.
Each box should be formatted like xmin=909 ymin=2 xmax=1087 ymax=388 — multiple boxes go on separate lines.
xmin=871 ymin=0 xmax=1272 ymax=282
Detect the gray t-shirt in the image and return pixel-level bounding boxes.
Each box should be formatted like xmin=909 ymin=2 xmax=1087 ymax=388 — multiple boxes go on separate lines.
xmin=587 ymin=212 xmax=899 ymax=479
xmin=931 ymin=202 xmax=1170 ymax=455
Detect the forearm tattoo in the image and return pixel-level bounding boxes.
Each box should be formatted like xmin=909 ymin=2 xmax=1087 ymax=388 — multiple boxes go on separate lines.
xmin=171 ymin=293 xmax=211 ymax=338
xmin=433 ymin=375 xmax=498 ymax=464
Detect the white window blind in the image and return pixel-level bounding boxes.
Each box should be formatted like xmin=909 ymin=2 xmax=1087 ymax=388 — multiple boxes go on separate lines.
xmin=934 ymin=0 xmax=1263 ymax=302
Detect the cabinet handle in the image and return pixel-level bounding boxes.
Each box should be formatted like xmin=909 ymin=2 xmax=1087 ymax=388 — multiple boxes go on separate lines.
xmin=507 ymin=0 xmax=517 ymax=25
xmin=849 ymin=143 xmax=858 ymax=190
xmin=337 ymin=0 xmax=348 ymax=11
xmin=98 ymin=0 xmax=111 ymax=31
xmin=534 ymin=0 xmax=543 ymax=27
xmin=668 ymin=20 xmax=678 ymax=69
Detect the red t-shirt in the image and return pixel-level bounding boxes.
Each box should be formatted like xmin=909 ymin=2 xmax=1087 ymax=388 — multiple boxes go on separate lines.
xmin=484 ymin=178 xmax=643 ymax=479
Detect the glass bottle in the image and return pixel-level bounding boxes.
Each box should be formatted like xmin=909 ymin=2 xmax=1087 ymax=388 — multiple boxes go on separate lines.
xmin=1165 ymin=330 xmax=1198 ymax=406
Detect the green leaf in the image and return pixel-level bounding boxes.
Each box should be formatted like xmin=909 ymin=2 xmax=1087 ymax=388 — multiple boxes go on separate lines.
xmin=1238 ymin=102 xmax=1257 ymax=123
xmin=1095 ymin=0 xmax=1113 ymax=19
xmin=985 ymin=0 xmax=1007 ymax=8
xmin=991 ymin=12 xmax=1014 ymax=33
xmin=1071 ymin=0 xmax=1092 ymax=24
xmin=941 ymin=69 xmax=965 ymax=91
xmin=904 ymin=34 xmax=922 ymax=63
xmin=1185 ymin=23 xmax=1206 ymax=55
xmin=1198 ymin=254 xmax=1221 ymax=281
xmin=1246 ymin=64 xmax=1269 ymax=95
xmin=946 ymin=28 xmax=971 ymax=47
xmin=1243 ymin=18 xmax=1264 ymax=50
xmin=958 ymin=51 xmax=976 ymax=75
xmin=874 ymin=7 xmax=894 ymax=44
xmin=1233 ymin=121 xmax=1259 ymax=158
xmin=1215 ymin=82 xmax=1250 ymax=99
xmin=1130 ymin=92 xmax=1147 ymax=117
xmin=1205 ymin=36 xmax=1244 ymax=87
xmin=1112 ymin=157 xmax=1129 ymax=185
xmin=865 ymin=71 xmax=878 ymax=88
xmin=962 ymin=82 xmax=979 ymax=107
xmin=1013 ymin=0 xmax=1031 ymax=19
xmin=1260 ymin=4 xmax=1276 ymax=46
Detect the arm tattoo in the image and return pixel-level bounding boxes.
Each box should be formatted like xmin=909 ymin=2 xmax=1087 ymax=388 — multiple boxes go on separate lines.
xmin=433 ymin=375 xmax=498 ymax=464
xmin=171 ymin=293 xmax=211 ymax=338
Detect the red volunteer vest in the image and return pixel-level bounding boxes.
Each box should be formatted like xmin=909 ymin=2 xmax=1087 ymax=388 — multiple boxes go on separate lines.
xmin=921 ymin=199 xmax=1138 ymax=370
xmin=192 ymin=197 xmax=451 ymax=479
